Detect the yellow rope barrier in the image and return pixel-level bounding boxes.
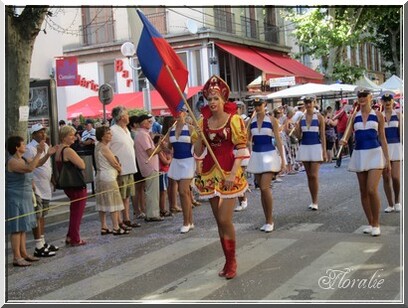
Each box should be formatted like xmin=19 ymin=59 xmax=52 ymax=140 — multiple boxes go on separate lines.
xmin=5 ymin=172 xmax=162 ymax=222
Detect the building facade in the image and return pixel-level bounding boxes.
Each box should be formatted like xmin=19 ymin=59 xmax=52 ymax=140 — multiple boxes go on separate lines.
xmin=29 ymin=6 xmax=386 ymax=120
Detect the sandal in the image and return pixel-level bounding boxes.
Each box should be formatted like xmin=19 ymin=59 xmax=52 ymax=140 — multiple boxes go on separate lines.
xmin=192 ymin=200 xmax=201 ymax=206
xmin=119 ymin=223 xmax=132 ymax=231
xmin=123 ymin=220 xmax=141 ymax=228
xmin=170 ymin=206 xmax=182 ymax=213
xmin=13 ymin=258 xmax=31 ymax=267
xmin=136 ymin=213 xmax=146 ymax=219
xmin=70 ymin=240 xmax=87 ymax=247
xmin=101 ymin=228 xmax=113 ymax=235
xmin=112 ymin=228 xmax=129 ymax=236
xmin=160 ymin=210 xmax=173 ymax=217
xmin=24 ymin=254 xmax=40 ymax=262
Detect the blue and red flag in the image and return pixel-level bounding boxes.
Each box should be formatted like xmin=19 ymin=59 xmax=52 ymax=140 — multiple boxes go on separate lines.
xmin=136 ymin=9 xmax=189 ymax=116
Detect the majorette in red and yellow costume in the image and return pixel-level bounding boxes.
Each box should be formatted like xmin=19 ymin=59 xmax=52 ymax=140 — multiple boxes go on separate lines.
xmin=192 ymin=75 xmax=250 ymax=199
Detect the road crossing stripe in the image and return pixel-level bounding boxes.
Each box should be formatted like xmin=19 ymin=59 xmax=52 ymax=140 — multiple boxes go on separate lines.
xmin=34 ymin=238 xmax=218 ymax=301
xmin=263 ymin=241 xmax=382 ymax=301
xmin=140 ymin=238 xmax=297 ymax=301
xmin=288 ymin=223 xmax=323 ymax=232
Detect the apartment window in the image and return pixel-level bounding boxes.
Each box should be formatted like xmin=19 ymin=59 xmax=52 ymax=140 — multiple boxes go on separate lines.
xmin=264 ymin=7 xmax=279 ymax=44
xmin=240 ymin=7 xmax=258 ymax=39
xmin=194 ymin=50 xmax=202 ymax=86
xmin=81 ymin=7 xmax=115 ymax=46
xmin=102 ymin=62 xmax=116 ymax=92
xmin=214 ymin=7 xmax=235 ymax=34
xmin=143 ymin=7 xmax=167 ymax=35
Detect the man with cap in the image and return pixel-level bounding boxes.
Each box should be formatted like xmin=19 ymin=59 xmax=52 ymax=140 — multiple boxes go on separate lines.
xmin=134 ymin=113 xmax=164 ymax=222
xmin=292 ymin=100 xmax=305 ymax=123
xmin=24 ymin=124 xmax=59 ymax=257
xmin=380 ymin=91 xmax=402 ymax=213
xmin=81 ymin=119 xmax=96 ymax=147
xmin=79 ymin=119 xmax=97 ymax=191
xmin=334 ymin=99 xmax=352 ymax=168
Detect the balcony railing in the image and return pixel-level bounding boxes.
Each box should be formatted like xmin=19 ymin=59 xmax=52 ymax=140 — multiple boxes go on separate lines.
xmin=240 ymin=16 xmax=258 ymax=39
xmin=146 ymin=11 xmax=167 ymax=35
xmin=264 ymin=23 xmax=279 ymax=44
xmin=81 ymin=20 xmax=115 ymax=46
xmin=214 ymin=8 xmax=236 ymax=34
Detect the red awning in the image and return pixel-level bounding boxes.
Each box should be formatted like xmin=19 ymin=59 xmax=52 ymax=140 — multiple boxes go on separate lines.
xmin=216 ymin=42 xmax=292 ymax=78
xmin=252 ymin=48 xmax=324 ymax=84
xmin=67 ymin=86 xmax=203 ymax=119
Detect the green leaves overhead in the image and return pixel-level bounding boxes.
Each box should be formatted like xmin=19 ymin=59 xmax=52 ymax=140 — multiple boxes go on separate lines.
xmin=284 ymin=8 xmax=365 ymax=59
xmin=282 ymin=6 xmax=402 ymax=79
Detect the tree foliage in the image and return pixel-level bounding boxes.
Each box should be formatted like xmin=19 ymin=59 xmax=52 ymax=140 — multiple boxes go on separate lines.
xmin=364 ymin=6 xmax=401 ymax=76
xmin=282 ymin=6 xmax=402 ymax=82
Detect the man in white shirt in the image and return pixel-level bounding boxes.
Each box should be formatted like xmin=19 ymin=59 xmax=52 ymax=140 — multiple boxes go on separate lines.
xmin=110 ymin=106 xmax=141 ymax=230
xmin=292 ymin=101 xmax=306 ymax=123
xmin=24 ymin=124 xmax=59 ymax=257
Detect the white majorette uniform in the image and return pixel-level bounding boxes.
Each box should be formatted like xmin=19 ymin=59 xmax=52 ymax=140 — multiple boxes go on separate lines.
xmin=247 ymin=115 xmax=281 ymax=174
xmin=348 ymin=110 xmax=386 ymax=172
xmin=383 ymin=110 xmax=401 ymax=161
xmin=168 ymin=124 xmax=195 ymax=180
xmin=296 ymin=112 xmax=323 ymax=162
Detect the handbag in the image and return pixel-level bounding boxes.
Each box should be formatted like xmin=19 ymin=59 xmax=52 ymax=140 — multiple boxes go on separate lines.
xmin=56 ymin=147 xmax=86 ymax=189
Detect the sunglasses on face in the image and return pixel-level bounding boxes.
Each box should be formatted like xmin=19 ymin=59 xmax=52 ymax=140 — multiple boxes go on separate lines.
xmin=357 ymin=93 xmax=369 ymax=98
xmin=304 ymin=100 xmax=313 ymax=104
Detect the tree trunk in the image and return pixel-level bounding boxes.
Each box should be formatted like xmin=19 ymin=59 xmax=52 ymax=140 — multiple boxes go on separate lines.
xmin=5 ymin=7 xmax=48 ymax=139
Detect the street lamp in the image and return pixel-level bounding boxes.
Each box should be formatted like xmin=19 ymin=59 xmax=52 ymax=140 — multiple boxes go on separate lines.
xmin=120 ymin=41 xmax=151 ymax=112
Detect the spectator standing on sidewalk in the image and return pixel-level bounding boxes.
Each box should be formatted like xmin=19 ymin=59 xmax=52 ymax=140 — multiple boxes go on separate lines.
xmin=94 ymin=126 xmax=128 ymax=236
xmin=334 ymin=99 xmax=352 ymax=168
xmin=155 ymin=135 xmax=173 ymax=218
xmin=24 ymin=124 xmax=59 ymax=257
xmin=128 ymin=115 xmax=146 ymax=220
xmin=7 ymin=136 xmax=44 ymax=266
xmin=134 ymin=114 xmax=164 ymax=223
xmin=55 ymin=126 xmax=88 ymax=246
xmin=109 ymin=106 xmax=140 ymax=231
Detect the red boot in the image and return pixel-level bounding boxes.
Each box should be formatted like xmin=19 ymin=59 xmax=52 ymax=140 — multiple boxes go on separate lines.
xmin=224 ymin=239 xmax=237 ymax=279
xmin=218 ymin=238 xmax=227 ymax=277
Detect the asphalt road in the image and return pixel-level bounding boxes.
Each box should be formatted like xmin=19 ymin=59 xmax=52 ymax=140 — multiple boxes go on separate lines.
xmin=5 ymin=157 xmax=404 ymax=305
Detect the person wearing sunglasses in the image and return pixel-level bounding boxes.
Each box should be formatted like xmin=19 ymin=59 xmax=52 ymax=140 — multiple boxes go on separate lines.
xmin=340 ymin=87 xmax=391 ymax=236
xmin=246 ymin=98 xmax=286 ymax=232
xmin=292 ymin=95 xmax=327 ymax=211
xmin=380 ymin=91 xmax=402 ymax=214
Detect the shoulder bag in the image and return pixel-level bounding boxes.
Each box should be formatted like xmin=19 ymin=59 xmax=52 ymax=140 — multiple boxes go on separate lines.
xmin=56 ymin=147 xmax=86 ymax=189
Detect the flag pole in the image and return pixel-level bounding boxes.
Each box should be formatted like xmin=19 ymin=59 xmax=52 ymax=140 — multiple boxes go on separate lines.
xmin=164 ymin=65 xmax=225 ymax=178
xmin=146 ymin=120 xmax=177 ymax=163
